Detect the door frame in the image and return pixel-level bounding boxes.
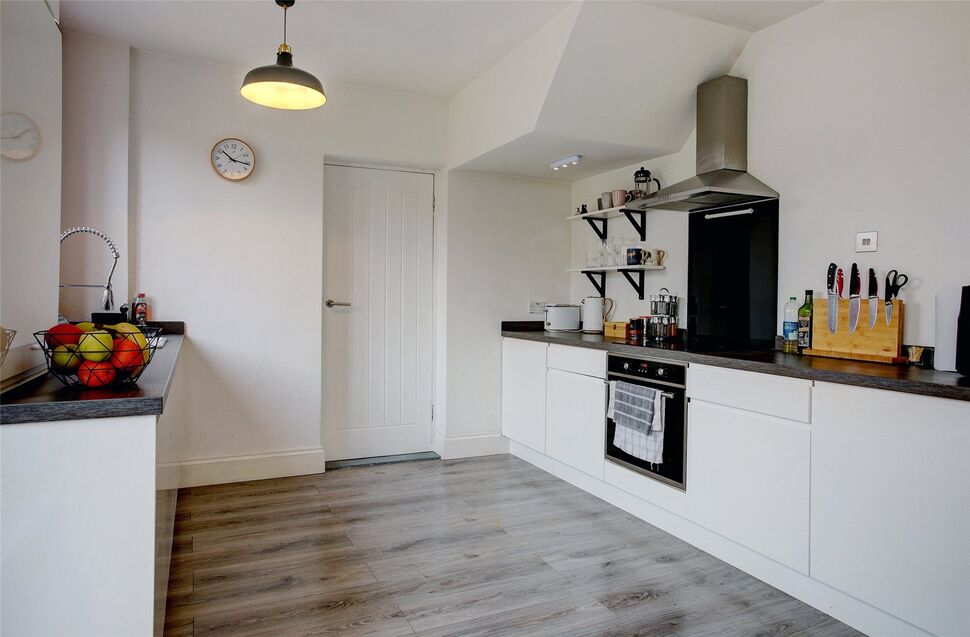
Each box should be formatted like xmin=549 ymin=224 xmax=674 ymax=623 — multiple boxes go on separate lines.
xmin=321 ymin=160 xmax=440 ymax=456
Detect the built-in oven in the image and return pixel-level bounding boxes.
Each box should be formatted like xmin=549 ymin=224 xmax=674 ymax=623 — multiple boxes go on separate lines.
xmin=605 ymin=353 xmax=688 ymax=491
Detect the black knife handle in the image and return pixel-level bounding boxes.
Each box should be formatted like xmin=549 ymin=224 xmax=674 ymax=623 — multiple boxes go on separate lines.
xmin=827 ymin=263 xmax=837 ymax=293
xmin=850 ymin=264 xmax=860 ymax=296
xmin=868 ymin=268 xmax=877 ymax=296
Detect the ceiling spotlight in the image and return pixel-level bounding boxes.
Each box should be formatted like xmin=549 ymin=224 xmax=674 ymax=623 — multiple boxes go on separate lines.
xmin=550 ymin=155 xmax=582 ymax=171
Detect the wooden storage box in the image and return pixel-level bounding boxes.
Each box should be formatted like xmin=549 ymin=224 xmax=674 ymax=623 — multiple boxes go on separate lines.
xmin=604 ymin=321 xmax=627 ymax=339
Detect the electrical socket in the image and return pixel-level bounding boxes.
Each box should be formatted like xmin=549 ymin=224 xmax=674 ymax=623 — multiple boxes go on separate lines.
xmin=856 ymin=231 xmax=878 ymax=253
xmin=529 ymin=301 xmax=547 ymax=314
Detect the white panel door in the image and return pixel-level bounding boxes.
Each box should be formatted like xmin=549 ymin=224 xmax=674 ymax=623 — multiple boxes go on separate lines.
xmin=323 ymin=165 xmax=433 ymax=460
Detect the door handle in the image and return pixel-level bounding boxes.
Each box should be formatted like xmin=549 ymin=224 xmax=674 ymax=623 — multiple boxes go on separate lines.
xmin=326 ymin=300 xmax=351 ymax=308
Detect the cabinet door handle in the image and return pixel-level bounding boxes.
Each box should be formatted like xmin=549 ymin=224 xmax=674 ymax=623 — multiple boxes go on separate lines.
xmin=326 ymin=300 xmax=351 ymax=308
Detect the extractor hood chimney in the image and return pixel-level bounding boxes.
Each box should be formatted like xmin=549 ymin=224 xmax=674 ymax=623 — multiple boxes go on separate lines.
xmin=627 ymin=75 xmax=778 ymax=212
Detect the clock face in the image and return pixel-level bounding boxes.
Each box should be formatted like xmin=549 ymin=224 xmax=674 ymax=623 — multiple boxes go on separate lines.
xmin=1 ymin=113 xmax=39 ymax=160
xmin=210 ymin=138 xmax=255 ymax=181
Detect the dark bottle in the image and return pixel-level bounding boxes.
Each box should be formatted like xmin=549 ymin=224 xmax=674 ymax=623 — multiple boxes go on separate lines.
xmin=797 ymin=290 xmax=813 ymax=351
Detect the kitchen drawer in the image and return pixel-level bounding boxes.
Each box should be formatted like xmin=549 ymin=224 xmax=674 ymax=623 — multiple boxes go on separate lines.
xmin=687 ymin=364 xmax=812 ymax=423
xmin=547 ymin=344 xmax=606 ymax=379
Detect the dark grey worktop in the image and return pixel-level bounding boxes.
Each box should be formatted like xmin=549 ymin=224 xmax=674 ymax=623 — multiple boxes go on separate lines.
xmin=503 ymin=328 xmax=970 ymax=402
xmin=1 ymin=327 xmax=185 ymax=425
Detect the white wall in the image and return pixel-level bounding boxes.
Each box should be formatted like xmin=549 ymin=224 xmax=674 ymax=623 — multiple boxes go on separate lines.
xmin=733 ymin=0 xmax=970 ymax=346
xmin=0 ymin=0 xmax=61 ymax=381
xmin=60 ymin=32 xmax=131 ymax=321
xmin=127 ymin=50 xmax=446 ymax=478
xmin=573 ymin=1 xmax=970 ymax=347
xmin=440 ymin=171 xmax=570 ymax=457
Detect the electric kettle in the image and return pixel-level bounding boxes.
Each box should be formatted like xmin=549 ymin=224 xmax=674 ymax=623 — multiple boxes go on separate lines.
xmin=581 ymin=296 xmax=614 ymax=334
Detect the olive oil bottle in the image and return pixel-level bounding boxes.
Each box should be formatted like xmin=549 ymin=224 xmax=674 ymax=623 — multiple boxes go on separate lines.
xmin=797 ymin=290 xmax=813 ymax=351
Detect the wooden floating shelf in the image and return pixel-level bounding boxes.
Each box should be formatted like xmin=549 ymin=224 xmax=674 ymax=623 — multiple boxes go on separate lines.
xmin=566 ymin=205 xmax=633 ymax=221
xmin=567 ymin=206 xmax=650 ymax=241
xmin=568 ymin=265 xmax=664 ymax=300
xmin=565 ymin=265 xmax=665 ymax=273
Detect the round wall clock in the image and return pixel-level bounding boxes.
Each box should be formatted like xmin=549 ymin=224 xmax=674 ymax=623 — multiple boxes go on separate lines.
xmin=210 ymin=138 xmax=255 ymax=181
xmin=1 ymin=113 xmax=40 ymax=160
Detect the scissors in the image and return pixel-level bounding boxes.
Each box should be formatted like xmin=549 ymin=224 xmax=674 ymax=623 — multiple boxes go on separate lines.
xmin=884 ymin=269 xmax=908 ymax=326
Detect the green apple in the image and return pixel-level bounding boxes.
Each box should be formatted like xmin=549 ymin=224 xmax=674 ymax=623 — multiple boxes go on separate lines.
xmin=77 ymin=330 xmax=113 ymax=362
xmin=75 ymin=321 xmax=97 ymax=332
xmin=51 ymin=344 xmax=82 ymax=370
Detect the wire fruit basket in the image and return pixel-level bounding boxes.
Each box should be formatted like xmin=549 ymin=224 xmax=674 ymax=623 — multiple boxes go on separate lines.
xmin=0 ymin=325 xmax=16 ymax=367
xmin=33 ymin=325 xmax=163 ymax=387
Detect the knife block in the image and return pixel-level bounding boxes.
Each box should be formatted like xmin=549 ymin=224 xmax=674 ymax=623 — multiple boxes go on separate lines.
xmin=804 ymin=298 xmax=905 ymax=364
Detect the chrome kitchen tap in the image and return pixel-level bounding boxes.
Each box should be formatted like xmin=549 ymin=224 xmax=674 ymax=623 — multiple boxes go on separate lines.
xmin=58 ymin=226 xmax=120 ymax=311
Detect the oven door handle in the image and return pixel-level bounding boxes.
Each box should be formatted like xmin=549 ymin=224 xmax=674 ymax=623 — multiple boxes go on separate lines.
xmin=606 ymin=386 xmax=677 ymax=404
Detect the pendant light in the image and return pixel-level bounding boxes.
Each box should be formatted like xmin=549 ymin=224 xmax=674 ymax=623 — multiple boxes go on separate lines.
xmin=241 ymin=0 xmax=326 ymax=110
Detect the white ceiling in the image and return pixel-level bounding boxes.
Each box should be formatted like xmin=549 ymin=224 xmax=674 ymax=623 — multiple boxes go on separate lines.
xmin=60 ymin=0 xmax=823 ymax=182
xmin=59 ymin=0 xmax=571 ymax=98
xmin=451 ymin=1 xmax=750 ymax=181
xmin=646 ymin=1 xmax=822 ymax=33
xmin=459 ymin=132 xmax=660 ymax=183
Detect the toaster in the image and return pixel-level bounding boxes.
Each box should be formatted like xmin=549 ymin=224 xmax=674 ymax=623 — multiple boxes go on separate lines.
xmin=544 ymin=304 xmax=581 ymax=332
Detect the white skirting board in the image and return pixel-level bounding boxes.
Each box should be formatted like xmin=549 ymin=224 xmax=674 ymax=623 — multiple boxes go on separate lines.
xmin=179 ymin=447 xmax=326 ymax=487
xmin=432 ymin=432 xmax=509 ymax=459
xmin=509 ymin=442 xmax=932 ymax=637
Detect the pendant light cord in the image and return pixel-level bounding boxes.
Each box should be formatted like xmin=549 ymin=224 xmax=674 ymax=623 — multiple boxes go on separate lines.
xmin=282 ymin=6 xmax=288 ymax=46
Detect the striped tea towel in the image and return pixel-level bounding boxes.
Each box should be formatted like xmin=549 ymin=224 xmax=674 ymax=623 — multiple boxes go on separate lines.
xmin=610 ymin=381 xmax=665 ymax=465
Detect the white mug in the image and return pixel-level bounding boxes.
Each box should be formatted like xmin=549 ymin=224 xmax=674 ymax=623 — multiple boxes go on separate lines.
xmin=644 ymin=248 xmax=667 ymax=266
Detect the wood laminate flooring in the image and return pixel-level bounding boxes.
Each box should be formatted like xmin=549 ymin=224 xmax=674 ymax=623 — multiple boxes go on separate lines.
xmin=165 ymin=455 xmax=862 ymax=637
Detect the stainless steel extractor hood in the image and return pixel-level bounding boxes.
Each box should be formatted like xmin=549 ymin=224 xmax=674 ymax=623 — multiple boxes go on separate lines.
xmin=626 ymin=75 xmax=778 ymax=213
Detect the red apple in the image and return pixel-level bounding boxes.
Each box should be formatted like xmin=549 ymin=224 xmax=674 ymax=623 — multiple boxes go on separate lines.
xmin=109 ymin=338 xmax=144 ymax=374
xmin=77 ymin=360 xmax=116 ymax=387
xmin=45 ymin=323 xmax=83 ymax=349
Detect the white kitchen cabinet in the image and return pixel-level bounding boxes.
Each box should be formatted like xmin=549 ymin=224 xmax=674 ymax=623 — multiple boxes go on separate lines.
xmin=811 ymin=382 xmax=970 ymax=637
xmin=501 ymin=338 xmax=548 ymax=452
xmin=687 ymin=397 xmax=811 ymax=574
xmin=545 ymin=367 xmax=607 ymax=479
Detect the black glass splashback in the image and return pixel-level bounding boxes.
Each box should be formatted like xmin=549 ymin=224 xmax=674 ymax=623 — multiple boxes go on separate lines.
xmin=687 ymin=201 xmax=779 ymax=351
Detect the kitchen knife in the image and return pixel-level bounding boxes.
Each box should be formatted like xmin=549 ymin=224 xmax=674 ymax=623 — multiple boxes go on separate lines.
xmin=848 ymin=263 xmax=861 ymax=333
xmin=826 ymin=263 xmax=838 ymax=334
xmin=867 ymin=268 xmax=878 ymax=329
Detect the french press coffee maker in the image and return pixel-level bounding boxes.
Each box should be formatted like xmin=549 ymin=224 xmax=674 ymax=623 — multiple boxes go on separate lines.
xmin=632 ymin=166 xmax=662 ymax=200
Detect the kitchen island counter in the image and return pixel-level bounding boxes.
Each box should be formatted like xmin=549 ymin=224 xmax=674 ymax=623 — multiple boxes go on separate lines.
xmin=502 ymin=327 xmax=970 ymax=402
xmin=1 ymin=325 xmax=185 ymax=425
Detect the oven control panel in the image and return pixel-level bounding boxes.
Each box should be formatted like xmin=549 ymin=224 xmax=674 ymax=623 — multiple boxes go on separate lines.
xmin=608 ymin=356 xmax=686 ymax=386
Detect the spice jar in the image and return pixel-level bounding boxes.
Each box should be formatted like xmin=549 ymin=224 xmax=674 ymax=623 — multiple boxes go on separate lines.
xmin=627 ymin=318 xmax=644 ymax=344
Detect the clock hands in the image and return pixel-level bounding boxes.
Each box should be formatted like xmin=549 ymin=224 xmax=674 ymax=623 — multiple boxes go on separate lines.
xmin=1 ymin=129 xmax=30 ymax=140
xmin=218 ymin=148 xmax=251 ymax=166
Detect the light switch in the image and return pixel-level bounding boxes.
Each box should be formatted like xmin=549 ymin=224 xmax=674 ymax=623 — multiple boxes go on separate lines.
xmin=856 ymin=231 xmax=878 ymax=253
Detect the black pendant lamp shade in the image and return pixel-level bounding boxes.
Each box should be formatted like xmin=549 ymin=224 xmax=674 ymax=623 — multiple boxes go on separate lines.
xmin=241 ymin=0 xmax=326 ymax=110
